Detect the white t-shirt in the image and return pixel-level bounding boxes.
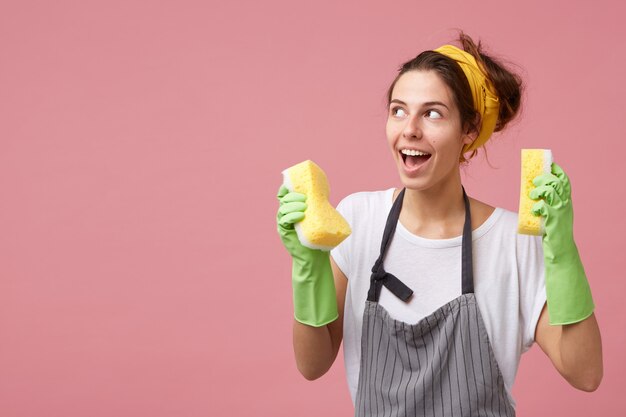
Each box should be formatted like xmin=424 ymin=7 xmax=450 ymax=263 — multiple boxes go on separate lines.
xmin=330 ymin=188 xmax=547 ymax=409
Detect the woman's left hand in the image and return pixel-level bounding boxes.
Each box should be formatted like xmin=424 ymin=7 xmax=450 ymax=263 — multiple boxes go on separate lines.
xmin=530 ymin=163 xmax=574 ymax=249
xmin=529 ymin=162 xmax=595 ymax=325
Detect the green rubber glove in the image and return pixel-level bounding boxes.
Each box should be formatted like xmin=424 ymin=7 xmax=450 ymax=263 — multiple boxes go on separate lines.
xmin=530 ymin=163 xmax=595 ymax=325
xmin=276 ymin=185 xmax=339 ymax=327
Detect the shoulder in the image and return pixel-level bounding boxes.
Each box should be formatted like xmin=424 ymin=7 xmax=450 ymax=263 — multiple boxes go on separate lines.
xmin=335 ymin=188 xmax=395 ymax=243
xmin=483 ymin=207 xmax=544 ymax=259
xmin=466 ymin=197 xmax=518 ymax=235
xmin=494 ymin=207 xmax=520 ymax=230
xmin=336 ymin=188 xmax=394 ymax=215
xmin=494 ymin=208 xmax=541 ymax=242
xmin=331 ymin=189 xmax=393 ymax=266
xmin=469 ymin=202 xmax=532 ymax=246
xmin=468 ymin=199 xmax=520 ymax=233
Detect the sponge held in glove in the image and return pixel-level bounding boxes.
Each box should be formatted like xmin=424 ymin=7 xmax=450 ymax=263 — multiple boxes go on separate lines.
xmin=282 ymin=160 xmax=351 ymax=251
xmin=518 ymin=149 xmax=552 ymax=235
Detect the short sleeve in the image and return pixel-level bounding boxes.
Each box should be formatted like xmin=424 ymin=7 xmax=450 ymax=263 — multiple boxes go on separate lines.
xmin=517 ymin=232 xmax=547 ymax=352
xmin=331 ymin=196 xmax=352 ymax=279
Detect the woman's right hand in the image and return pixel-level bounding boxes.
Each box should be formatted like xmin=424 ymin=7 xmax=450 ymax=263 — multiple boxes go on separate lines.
xmin=276 ymin=184 xmax=338 ymax=327
xmin=276 ymin=185 xmax=308 ymax=258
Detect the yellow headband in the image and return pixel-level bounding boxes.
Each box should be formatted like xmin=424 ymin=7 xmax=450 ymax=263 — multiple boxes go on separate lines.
xmin=433 ymin=44 xmax=500 ymax=154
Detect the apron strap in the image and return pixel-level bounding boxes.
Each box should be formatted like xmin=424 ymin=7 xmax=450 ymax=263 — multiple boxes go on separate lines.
xmin=367 ymin=187 xmax=474 ymax=302
xmin=461 ymin=188 xmax=474 ymax=294
xmin=367 ymin=189 xmax=412 ymax=302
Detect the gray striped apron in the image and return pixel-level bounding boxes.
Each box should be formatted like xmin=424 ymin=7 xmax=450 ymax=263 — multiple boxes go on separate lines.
xmin=355 ymin=188 xmax=515 ymax=417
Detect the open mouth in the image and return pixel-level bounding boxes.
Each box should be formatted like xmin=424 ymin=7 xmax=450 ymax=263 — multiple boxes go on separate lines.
xmin=400 ymin=149 xmax=432 ymax=169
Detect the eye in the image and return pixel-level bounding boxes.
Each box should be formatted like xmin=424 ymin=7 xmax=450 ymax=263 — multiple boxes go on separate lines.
xmin=390 ymin=106 xmax=407 ymax=117
xmin=426 ymin=109 xmax=442 ymax=119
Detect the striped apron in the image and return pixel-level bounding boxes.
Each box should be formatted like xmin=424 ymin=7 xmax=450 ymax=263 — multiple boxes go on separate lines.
xmin=354 ymin=188 xmax=515 ymax=417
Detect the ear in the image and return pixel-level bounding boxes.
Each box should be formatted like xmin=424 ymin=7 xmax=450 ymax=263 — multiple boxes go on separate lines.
xmin=462 ymin=131 xmax=477 ymax=146
xmin=462 ymin=115 xmax=481 ymax=145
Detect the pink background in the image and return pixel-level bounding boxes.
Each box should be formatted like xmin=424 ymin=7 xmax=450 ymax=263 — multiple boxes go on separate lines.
xmin=1 ymin=1 xmax=624 ymax=415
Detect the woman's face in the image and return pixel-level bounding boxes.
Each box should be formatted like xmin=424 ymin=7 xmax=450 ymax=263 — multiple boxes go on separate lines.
xmin=386 ymin=70 xmax=475 ymax=192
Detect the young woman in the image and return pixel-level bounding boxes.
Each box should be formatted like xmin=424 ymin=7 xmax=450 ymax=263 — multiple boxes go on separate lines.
xmin=277 ymin=33 xmax=603 ymax=416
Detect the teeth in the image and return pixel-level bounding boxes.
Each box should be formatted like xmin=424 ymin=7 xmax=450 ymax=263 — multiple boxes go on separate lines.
xmin=401 ymin=149 xmax=430 ymax=156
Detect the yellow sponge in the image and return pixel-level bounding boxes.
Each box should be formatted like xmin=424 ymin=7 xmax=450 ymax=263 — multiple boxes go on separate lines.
xmin=518 ymin=149 xmax=553 ymax=235
xmin=282 ymin=160 xmax=351 ymax=251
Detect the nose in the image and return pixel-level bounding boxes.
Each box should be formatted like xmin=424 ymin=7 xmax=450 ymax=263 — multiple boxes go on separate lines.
xmin=402 ymin=115 xmax=422 ymax=139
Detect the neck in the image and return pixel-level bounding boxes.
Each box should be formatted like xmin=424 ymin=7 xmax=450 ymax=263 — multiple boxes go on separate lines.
xmin=400 ymin=174 xmax=466 ymax=228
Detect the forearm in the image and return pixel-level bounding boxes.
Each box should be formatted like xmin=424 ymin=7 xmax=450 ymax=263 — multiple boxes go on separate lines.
xmin=293 ymin=319 xmax=340 ymax=380
xmin=559 ymin=312 xmax=603 ymax=391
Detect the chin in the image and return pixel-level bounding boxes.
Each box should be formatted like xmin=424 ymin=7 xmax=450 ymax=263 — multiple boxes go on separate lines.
xmin=396 ymin=173 xmax=431 ymax=191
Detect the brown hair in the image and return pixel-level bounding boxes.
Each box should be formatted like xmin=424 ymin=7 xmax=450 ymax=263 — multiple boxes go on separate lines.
xmin=386 ymin=31 xmax=524 ymax=162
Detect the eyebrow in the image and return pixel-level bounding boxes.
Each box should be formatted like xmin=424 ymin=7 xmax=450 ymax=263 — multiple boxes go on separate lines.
xmin=389 ymin=99 xmax=449 ymax=109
